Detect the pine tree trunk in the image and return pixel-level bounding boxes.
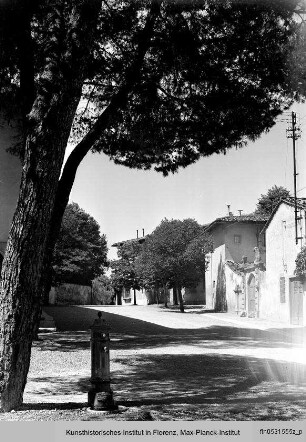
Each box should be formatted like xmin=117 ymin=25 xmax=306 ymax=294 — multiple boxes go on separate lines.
xmin=0 ymin=134 xmax=69 ymax=411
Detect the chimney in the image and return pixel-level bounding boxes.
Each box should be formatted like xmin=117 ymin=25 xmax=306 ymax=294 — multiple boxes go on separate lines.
xmin=227 ymin=204 xmax=231 ymax=215
xmin=142 ymin=228 xmax=145 ymax=237
xmin=136 ymin=230 xmax=138 ymax=239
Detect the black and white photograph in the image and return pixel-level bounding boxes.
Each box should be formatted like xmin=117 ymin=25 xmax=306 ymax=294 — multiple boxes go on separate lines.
xmin=0 ymin=0 xmax=305 ymax=440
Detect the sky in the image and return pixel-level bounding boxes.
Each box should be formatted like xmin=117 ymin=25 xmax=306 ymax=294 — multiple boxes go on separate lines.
xmin=66 ymin=102 xmax=306 ymax=260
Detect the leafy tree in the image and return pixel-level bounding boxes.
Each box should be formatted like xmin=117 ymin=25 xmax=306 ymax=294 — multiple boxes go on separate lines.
xmin=0 ymin=0 xmax=304 ymax=410
xmin=136 ymin=219 xmax=213 ymax=312
xmin=92 ymin=275 xmax=115 ymax=305
xmin=295 ymin=247 xmax=306 ymax=279
xmin=135 ymin=244 xmax=170 ymax=306
xmin=111 ymin=240 xmax=143 ymax=305
xmin=255 ymin=185 xmax=291 ymax=217
xmin=52 ymin=203 xmax=108 ymax=287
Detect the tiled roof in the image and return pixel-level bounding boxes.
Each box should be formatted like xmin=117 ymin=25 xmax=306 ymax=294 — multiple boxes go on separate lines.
xmin=205 ymin=213 xmax=268 ymax=231
xmin=112 ymin=237 xmax=146 ymax=247
xmin=282 ymin=197 xmax=306 ymax=210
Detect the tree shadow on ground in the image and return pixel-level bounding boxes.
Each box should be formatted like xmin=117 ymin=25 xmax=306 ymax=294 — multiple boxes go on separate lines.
xmin=35 ymin=327 xmax=302 ymax=353
xmin=34 ymin=331 xmax=90 ymax=352
xmin=34 ymin=306 xmax=306 ymax=420
xmin=21 ymin=401 xmax=88 ymax=410
xmin=39 ymin=305 xmax=304 ymax=353
xmin=111 ymin=353 xmax=306 ymax=421
xmin=24 ymin=353 xmax=306 ymax=419
xmin=25 ymin=376 xmax=91 ymax=396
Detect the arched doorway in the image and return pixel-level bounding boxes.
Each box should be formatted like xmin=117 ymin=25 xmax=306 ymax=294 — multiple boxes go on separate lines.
xmin=248 ymin=274 xmax=256 ymax=317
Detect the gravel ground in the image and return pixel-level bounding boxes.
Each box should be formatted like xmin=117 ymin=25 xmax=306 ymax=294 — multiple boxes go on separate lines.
xmin=0 ymin=305 xmax=306 ymax=421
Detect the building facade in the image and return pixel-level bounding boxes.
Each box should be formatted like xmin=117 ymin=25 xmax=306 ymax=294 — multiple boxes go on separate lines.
xmin=260 ymin=199 xmax=306 ymax=325
xmin=204 ymin=213 xmax=267 ymax=315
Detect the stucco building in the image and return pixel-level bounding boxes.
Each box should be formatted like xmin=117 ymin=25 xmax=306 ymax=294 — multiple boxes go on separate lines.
xmin=204 ymin=213 xmax=267 ymax=316
xmin=260 ymin=198 xmax=306 ymax=325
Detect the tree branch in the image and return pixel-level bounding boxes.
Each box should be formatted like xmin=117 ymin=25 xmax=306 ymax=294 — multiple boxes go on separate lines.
xmin=18 ymin=6 xmax=36 ymax=119
xmin=57 ymin=0 xmax=162 ymax=203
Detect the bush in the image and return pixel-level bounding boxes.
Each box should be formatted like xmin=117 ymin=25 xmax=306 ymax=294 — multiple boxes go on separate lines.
xmin=295 ymin=247 xmax=306 ymax=279
xmin=92 ymin=275 xmax=115 ymax=305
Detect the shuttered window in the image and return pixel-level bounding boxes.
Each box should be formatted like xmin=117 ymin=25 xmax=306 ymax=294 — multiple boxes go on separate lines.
xmin=280 ymin=277 xmax=286 ymax=303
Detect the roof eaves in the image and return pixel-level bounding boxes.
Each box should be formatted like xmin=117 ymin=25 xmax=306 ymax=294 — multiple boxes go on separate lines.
xmin=205 ymin=215 xmax=268 ymax=232
xmin=112 ymin=236 xmax=147 ymax=247
xmin=260 ymin=198 xmax=306 ymax=234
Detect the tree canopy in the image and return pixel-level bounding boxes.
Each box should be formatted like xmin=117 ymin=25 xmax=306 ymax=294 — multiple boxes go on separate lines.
xmin=71 ymin=0 xmax=305 ymax=174
xmin=92 ymin=274 xmax=115 ymax=305
xmin=136 ymin=218 xmax=213 ymax=312
xmin=52 ymin=203 xmax=108 ymax=285
xmin=255 ymin=185 xmax=291 ymax=217
xmin=0 ymin=1 xmax=304 ymax=172
xmin=295 ymin=246 xmax=306 ymax=279
xmin=110 ymin=240 xmax=143 ymax=302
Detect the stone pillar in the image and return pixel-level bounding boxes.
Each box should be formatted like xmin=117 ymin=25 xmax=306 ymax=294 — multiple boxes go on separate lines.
xmin=88 ymin=312 xmax=117 ymax=410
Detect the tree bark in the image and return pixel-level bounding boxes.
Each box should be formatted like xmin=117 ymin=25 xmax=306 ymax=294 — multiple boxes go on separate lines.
xmin=0 ymin=0 xmax=101 ymax=411
xmin=0 ymin=117 xmax=75 ymax=411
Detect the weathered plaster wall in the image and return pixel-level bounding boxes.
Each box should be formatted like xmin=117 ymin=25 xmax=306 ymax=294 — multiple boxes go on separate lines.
xmin=120 ymin=287 xmax=149 ymax=305
xmin=205 ymin=222 xmax=266 ymax=311
xmin=261 ymin=203 xmax=306 ymax=324
xmin=205 ymin=244 xmax=226 ymax=309
xmin=256 ymin=268 xmax=267 ymax=318
xmin=224 ymin=223 xmax=266 ymax=264
xmin=133 ymin=288 xmax=149 ymax=305
xmin=224 ymin=264 xmax=244 ymax=313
